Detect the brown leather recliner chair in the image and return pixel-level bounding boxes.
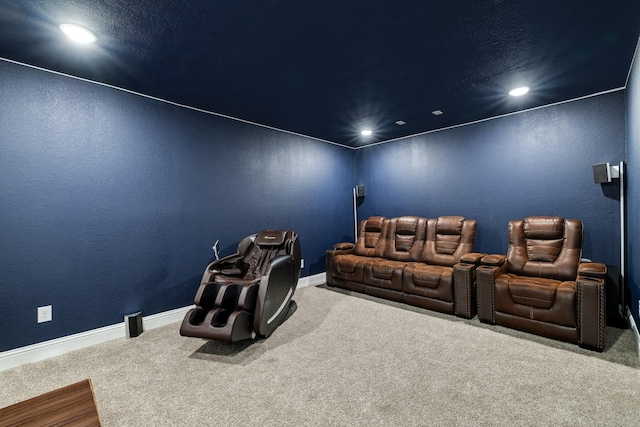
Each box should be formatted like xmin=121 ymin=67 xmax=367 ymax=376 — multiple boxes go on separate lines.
xmin=364 ymin=216 xmax=427 ymax=302
xmin=476 ymin=216 xmax=607 ymax=351
xmin=326 ymin=216 xmax=388 ymax=293
xmin=404 ymin=216 xmax=480 ymax=317
xmin=180 ymin=230 xmax=301 ymax=342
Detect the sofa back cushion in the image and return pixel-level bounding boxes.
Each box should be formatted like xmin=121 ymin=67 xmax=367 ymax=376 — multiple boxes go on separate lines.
xmin=421 ymin=216 xmax=477 ymax=267
xmin=353 ymin=216 xmax=388 ymax=257
xmin=507 ymin=216 xmax=582 ymax=281
xmin=383 ymin=216 xmax=427 ymax=262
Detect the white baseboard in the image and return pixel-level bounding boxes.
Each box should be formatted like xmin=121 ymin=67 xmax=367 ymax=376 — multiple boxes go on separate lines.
xmin=0 ymin=306 xmax=194 ymax=373
xmin=0 ymin=273 xmax=326 ymax=372
xmin=626 ymin=306 xmax=640 ymax=361
xmin=297 ymin=272 xmax=326 ymax=288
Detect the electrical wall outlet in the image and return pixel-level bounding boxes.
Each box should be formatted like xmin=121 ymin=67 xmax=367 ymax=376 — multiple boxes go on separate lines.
xmin=37 ymin=305 xmax=52 ymax=323
xmin=301 ymin=259 xmax=304 ymax=269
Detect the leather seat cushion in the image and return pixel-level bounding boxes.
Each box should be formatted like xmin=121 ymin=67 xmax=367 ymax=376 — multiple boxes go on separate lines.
xmin=333 ymin=254 xmax=378 ymax=283
xmin=507 ymin=276 xmax=561 ymax=309
xmin=336 ymin=254 xmax=365 ymax=274
xmin=408 ymin=265 xmax=451 ymax=288
xmin=363 ymin=259 xmax=405 ymax=290
xmin=370 ymin=260 xmax=403 ymax=280
xmin=402 ymin=263 xmax=453 ymax=302
xmin=495 ymin=274 xmax=577 ymax=328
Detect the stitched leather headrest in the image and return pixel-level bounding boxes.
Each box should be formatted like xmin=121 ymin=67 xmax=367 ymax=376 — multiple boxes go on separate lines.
xmin=364 ymin=216 xmax=386 ymax=232
xmin=255 ymin=230 xmax=288 ymax=246
xmin=524 ymin=216 xmax=564 ymax=240
xmin=436 ymin=216 xmax=464 ymax=235
xmin=395 ymin=216 xmax=420 ymax=235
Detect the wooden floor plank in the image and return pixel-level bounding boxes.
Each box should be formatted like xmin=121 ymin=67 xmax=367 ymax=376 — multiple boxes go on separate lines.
xmin=0 ymin=379 xmax=101 ymax=426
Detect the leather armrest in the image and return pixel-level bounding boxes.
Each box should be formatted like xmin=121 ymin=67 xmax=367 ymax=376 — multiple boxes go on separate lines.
xmin=476 ymin=262 xmax=508 ymax=323
xmin=578 ymin=262 xmax=607 ymax=279
xmin=453 ymin=255 xmax=484 ymax=319
xmin=326 ymin=245 xmax=353 ymax=286
xmin=334 ymin=242 xmax=355 ymax=250
xmin=460 ymin=252 xmax=485 ymax=265
xmin=577 ymin=275 xmax=606 ymax=351
xmin=481 ymin=254 xmax=506 ymax=266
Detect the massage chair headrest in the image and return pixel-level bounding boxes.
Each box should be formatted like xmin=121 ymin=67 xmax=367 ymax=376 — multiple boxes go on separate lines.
xmin=254 ymin=230 xmax=288 ymax=246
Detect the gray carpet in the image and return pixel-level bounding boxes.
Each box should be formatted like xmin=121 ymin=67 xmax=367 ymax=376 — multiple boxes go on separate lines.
xmin=1 ymin=284 xmax=639 ymax=426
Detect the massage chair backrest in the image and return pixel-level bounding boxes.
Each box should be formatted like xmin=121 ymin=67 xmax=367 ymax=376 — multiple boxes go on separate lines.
xmin=506 ymin=216 xmax=583 ymax=281
xmin=383 ymin=216 xmax=427 ymax=262
xmin=353 ymin=216 xmax=388 ymax=257
xmin=253 ymin=229 xmax=300 ymax=276
xmin=421 ymin=216 xmax=477 ymax=267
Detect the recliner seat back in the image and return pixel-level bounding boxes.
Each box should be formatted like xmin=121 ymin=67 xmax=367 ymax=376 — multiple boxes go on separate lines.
xmin=382 ymin=216 xmax=426 ymax=262
xmin=421 ymin=216 xmax=477 ymax=267
xmin=507 ymin=216 xmax=582 ymax=281
xmin=353 ymin=216 xmax=387 ymax=257
xmin=253 ymin=229 xmax=302 ymax=279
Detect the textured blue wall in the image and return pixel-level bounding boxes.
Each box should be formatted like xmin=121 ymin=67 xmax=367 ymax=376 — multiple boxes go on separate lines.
xmin=0 ymin=57 xmax=632 ymax=354
xmin=626 ymin=39 xmax=640 ymax=327
xmin=356 ymin=92 xmax=625 ymax=270
xmin=0 ymin=60 xmax=355 ymax=352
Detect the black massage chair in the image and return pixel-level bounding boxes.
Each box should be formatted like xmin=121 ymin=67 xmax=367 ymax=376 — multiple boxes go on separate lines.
xmin=180 ymin=230 xmax=301 ymax=342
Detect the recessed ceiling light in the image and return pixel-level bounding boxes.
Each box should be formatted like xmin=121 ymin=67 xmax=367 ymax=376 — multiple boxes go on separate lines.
xmin=395 ymin=120 xmax=406 ymax=125
xmin=432 ymin=110 xmax=443 ymax=116
xmin=508 ymin=86 xmax=530 ymax=97
xmin=59 ymin=23 xmax=97 ymax=44
xmin=361 ymin=129 xmax=372 ymax=136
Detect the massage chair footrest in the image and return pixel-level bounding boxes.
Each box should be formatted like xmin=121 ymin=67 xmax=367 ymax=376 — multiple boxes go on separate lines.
xmin=180 ymin=308 xmax=256 ymax=342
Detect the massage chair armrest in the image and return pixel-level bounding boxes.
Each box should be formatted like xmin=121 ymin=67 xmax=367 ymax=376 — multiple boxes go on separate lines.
xmin=255 ymin=254 xmax=297 ymax=338
xmin=200 ymin=252 xmax=249 ymax=282
xmin=215 ymin=268 xmax=242 ymax=276
xmin=209 ymin=253 xmax=242 ymax=270
xmin=480 ymin=254 xmax=507 ymax=267
xmin=577 ymin=262 xmax=607 ymax=280
xmin=265 ymin=254 xmax=295 ymax=277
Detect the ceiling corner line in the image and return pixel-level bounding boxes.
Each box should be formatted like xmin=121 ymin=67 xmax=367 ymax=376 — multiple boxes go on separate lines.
xmin=0 ymin=56 xmax=352 ymax=150
xmin=624 ymin=35 xmax=640 ymax=88
xmin=353 ymin=87 xmax=628 ymax=150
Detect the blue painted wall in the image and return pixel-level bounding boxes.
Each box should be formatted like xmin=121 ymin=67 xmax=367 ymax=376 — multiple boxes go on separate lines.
xmin=1 ymin=57 xmax=633 ymax=354
xmin=0 ymin=60 xmax=355 ymax=352
xmin=356 ymin=92 xmax=625 ymax=275
xmin=626 ymin=39 xmax=640 ymax=328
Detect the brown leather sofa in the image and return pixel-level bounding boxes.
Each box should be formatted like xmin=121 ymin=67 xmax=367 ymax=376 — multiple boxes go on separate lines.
xmin=326 ymin=215 xmax=482 ymax=318
xmin=476 ymin=216 xmax=607 ymax=351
